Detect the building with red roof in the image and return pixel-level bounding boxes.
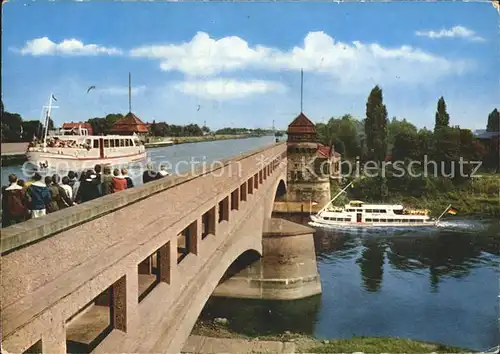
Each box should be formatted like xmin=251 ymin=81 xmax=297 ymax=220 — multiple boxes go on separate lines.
xmin=110 ymin=112 xmax=149 ymax=135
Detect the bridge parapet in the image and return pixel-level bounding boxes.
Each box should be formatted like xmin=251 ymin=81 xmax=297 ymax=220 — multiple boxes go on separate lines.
xmin=1 ymin=142 xmax=287 ymax=354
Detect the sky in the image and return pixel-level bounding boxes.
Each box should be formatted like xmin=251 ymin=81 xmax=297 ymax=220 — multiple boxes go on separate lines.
xmin=2 ymin=1 xmax=499 ymax=131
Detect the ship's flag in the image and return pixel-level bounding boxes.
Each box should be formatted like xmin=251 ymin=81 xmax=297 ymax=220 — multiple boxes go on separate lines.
xmin=51 ymin=94 xmax=57 ymax=102
xmin=447 ymin=207 xmax=458 ymax=215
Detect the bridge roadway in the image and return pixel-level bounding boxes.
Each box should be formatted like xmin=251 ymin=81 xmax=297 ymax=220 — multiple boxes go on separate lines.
xmin=1 ymin=142 xmax=287 ymax=354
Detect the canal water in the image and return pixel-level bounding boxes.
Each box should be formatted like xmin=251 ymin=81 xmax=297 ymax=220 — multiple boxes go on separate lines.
xmin=200 ymin=216 xmax=499 ymax=352
xmin=0 ymin=136 xmax=277 ymax=186
xmin=2 ymin=136 xmax=498 ymax=351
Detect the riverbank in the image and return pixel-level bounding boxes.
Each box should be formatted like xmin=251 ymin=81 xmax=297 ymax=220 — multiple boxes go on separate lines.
xmin=171 ymin=134 xmax=252 ymax=145
xmin=188 ymin=320 xmax=474 ymax=353
xmin=1 ymin=143 xmax=28 ymax=166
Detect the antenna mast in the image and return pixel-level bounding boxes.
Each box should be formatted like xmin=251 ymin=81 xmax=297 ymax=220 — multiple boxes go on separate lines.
xmin=300 ymin=69 xmax=304 ymax=113
xmin=42 ymin=94 xmax=58 ymax=152
xmin=128 ymin=72 xmax=132 ymax=113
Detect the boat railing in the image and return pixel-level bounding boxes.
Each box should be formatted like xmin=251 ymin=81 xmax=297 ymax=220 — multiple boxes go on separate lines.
xmin=404 ymin=208 xmax=430 ymax=216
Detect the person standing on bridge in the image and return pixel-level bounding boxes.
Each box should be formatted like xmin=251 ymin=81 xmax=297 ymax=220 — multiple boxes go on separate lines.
xmin=2 ymin=174 xmax=27 ymax=226
xmin=101 ymin=166 xmax=113 ymax=196
xmin=94 ymin=164 xmax=103 ymax=196
xmin=156 ymin=164 xmax=170 ymax=179
xmin=75 ymin=170 xmax=101 ymax=203
xmin=112 ymin=168 xmax=128 ymax=192
xmin=143 ymin=162 xmax=158 ymax=184
xmin=25 ymin=172 xmax=51 ymax=219
xmin=67 ymin=171 xmax=80 ymax=201
xmin=121 ymin=168 xmax=134 ymax=188
xmin=51 ymin=174 xmax=74 ymax=209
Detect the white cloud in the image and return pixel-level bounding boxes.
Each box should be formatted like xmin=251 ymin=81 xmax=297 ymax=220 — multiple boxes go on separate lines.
xmin=19 ymin=37 xmax=122 ymax=56
xmin=415 ymin=26 xmax=485 ymax=42
xmin=129 ymin=31 xmax=471 ymax=90
xmin=99 ymin=85 xmax=147 ymax=96
xmin=130 ymin=32 xmax=269 ymax=76
xmin=172 ymin=79 xmax=287 ymax=100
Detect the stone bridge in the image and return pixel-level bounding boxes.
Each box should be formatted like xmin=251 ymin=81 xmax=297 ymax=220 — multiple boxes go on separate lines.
xmin=1 ymin=143 xmax=297 ymax=354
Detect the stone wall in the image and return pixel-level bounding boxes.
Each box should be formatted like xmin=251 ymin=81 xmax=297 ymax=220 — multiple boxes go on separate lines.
xmin=212 ymin=218 xmax=322 ymax=300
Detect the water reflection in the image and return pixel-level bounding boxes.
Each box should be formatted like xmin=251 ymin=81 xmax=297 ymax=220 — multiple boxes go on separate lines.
xmin=203 ymin=214 xmax=498 ymax=349
xmin=357 ymin=238 xmax=386 ymax=292
xmin=311 ymin=217 xmax=500 ymax=292
xmin=199 ymin=295 xmax=322 ymax=336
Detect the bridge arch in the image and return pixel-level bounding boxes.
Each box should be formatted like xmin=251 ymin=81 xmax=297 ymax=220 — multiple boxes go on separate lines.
xmin=150 ymin=236 xmax=264 ymax=352
xmin=264 ymin=177 xmax=287 ymax=220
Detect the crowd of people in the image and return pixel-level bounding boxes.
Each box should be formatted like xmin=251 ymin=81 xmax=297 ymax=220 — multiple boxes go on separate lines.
xmin=1 ymin=163 xmax=170 ymax=228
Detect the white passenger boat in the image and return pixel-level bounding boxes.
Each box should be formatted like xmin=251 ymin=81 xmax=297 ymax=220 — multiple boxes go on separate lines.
xmin=309 ymin=181 xmax=452 ymax=229
xmin=25 ymin=94 xmax=147 ymax=172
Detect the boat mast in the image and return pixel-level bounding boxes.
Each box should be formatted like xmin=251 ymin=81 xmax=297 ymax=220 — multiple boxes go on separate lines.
xmin=43 ymin=93 xmax=54 ymax=152
xmin=435 ymin=204 xmax=452 ymax=224
xmin=315 ymin=180 xmax=354 ymax=215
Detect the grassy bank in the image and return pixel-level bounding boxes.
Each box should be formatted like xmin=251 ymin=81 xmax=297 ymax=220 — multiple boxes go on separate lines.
xmin=192 ymin=320 xmax=474 ymax=353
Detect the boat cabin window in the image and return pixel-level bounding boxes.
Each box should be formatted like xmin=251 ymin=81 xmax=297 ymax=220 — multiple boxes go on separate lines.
xmin=110 ymin=140 xmax=115 ymax=148
xmin=347 ymin=209 xmax=355 ymax=212
xmin=394 ymin=209 xmax=403 ymax=215
xmin=104 ymin=139 xmax=109 ymax=148
xmin=93 ymin=140 xmax=99 ymax=149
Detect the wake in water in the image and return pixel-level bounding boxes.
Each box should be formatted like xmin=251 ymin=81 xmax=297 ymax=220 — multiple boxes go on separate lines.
xmin=435 ymin=219 xmax=489 ymax=231
xmin=310 ymin=217 xmax=493 ymax=236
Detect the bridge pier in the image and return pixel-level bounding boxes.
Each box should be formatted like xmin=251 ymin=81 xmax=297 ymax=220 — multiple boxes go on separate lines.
xmin=212 ymin=218 xmax=321 ymax=300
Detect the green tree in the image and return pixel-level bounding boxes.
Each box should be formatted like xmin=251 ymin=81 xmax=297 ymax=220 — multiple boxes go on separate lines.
xmin=88 ymin=117 xmax=112 ymax=135
xmin=22 ymin=120 xmax=44 ymax=141
xmin=434 ymin=96 xmax=450 ymax=132
xmin=387 ymin=117 xmax=417 ymax=152
xmin=391 ymin=130 xmax=419 ymax=161
xmin=1 ymin=111 xmax=23 ymax=142
xmin=105 ymin=113 xmax=124 ymax=125
xmin=417 ymin=128 xmax=434 ymax=159
xmin=433 ymin=126 xmax=461 ymax=176
xmin=364 ymin=85 xmax=388 ymax=162
xmin=486 ymin=108 xmax=499 ymax=132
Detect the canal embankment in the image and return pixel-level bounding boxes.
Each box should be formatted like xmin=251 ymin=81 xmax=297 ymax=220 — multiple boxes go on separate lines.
xmin=185 ymin=321 xmax=475 ymax=353
xmin=144 ymin=134 xmax=270 ymax=148
xmin=1 ymin=143 xmax=28 ymax=166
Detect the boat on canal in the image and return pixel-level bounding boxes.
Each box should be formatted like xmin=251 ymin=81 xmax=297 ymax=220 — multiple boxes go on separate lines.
xmin=25 ymin=94 xmax=147 ymax=172
xmin=309 ymin=181 xmax=453 ymax=229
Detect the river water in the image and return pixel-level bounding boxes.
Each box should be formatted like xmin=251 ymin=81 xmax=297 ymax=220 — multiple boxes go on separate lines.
xmin=2 ymin=137 xmax=499 ymax=350
xmin=200 ymin=216 xmax=499 ymax=352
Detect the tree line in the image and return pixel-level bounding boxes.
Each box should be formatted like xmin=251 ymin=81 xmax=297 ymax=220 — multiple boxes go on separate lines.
xmin=315 ymin=85 xmax=499 ymax=215
xmin=1 ymin=102 xmax=54 ymax=142
xmin=316 ymin=85 xmax=499 ymax=172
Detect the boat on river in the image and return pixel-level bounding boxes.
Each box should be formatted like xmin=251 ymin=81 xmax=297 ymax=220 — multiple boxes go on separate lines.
xmin=25 ymin=94 xmax=147 ymax=172
xmin=309 ymin=181 xmax=452 ymax=229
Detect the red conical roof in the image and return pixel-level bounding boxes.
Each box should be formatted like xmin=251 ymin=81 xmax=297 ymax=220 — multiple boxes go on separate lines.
xmin=111 ymin=112 xmax=148 ymax=133
xmin=287 ymin=112 xmax=316 ymax=134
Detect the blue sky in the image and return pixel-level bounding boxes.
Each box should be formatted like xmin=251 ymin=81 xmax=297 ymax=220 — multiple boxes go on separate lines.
xmin=3 ymin=1 xmax=499 ymax=131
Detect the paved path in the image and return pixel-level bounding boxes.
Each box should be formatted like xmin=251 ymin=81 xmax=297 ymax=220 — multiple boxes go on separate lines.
xmin=182 ymin=335 xmax=297 ymax=354
xmin=1 ymin=143 xmax=28 ymax=156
